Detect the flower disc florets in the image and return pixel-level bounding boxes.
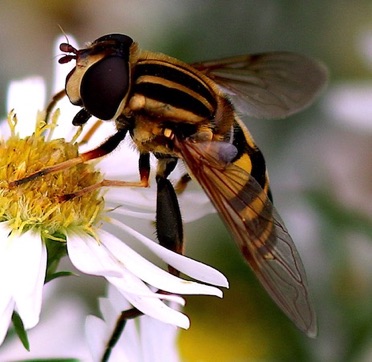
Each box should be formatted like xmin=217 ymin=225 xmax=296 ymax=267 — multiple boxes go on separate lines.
xmin=0 ymin=111 xmax=104 ymax=239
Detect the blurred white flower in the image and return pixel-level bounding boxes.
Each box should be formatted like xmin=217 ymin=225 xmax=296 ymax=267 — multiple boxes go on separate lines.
xmin=321 ymin=31 xmax=372 ymax=216
xmin=0 ymin=36 xmax=228 ymax=349
xmin=324 ymin=82 xmax=372 ymax=133
xmin=324 ymin=30 xmax=372 ymax=133
xmin=86 ymin=285 xmax=181 ymax=362
xmin=0 ymin=281 xmax=92 ymax=361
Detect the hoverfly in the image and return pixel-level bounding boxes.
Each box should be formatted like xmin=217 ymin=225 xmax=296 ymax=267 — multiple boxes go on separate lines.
xmin=13 ymin=34 xmax=327 ymax=345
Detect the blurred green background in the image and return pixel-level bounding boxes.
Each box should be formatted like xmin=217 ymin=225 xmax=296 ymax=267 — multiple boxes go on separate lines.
xmin=1 ymin=1 xmax=372 ymax=361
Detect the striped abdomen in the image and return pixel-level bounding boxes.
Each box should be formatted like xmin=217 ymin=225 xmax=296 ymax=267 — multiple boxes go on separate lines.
xmin=225 ymin=117 xmax=272 ymax=201
xmin=226 ymin=119 xmax=275 ymax=261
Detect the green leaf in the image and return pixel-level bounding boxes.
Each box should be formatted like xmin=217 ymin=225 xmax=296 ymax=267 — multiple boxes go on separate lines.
xmin=45 ymin=270 xmax=77 ymax=283
xmin=16 ymin=359 xmax=80 ymax=362
xmin=45 ymin=235 xmax=67 ymax=266
xmin=43 ymin=235 xmax=68 ymax=282
xmin=11 ymin=311 xmax=29 ymax=351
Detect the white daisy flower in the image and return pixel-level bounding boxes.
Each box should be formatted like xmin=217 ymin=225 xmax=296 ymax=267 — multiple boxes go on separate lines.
xmin=0 ymin=36 xmax=228 ymax=348
xmin=86 ymin=285 xmax=181 ymax=362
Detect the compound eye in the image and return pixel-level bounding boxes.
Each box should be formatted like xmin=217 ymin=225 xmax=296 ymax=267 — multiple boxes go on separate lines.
xmin=80 ymin=56 xmax=129 ymax=120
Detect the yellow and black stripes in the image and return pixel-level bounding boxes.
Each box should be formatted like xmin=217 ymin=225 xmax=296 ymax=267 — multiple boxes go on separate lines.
xmin=230 ymin=122 xmax=269 ymax=191
xmin=223 ymin=118 xmax=272 ymax=203
xmin=132 ymin=60 xmax=217 ymax=121
xmin=219 ymin=116 xmax=275 ymax=256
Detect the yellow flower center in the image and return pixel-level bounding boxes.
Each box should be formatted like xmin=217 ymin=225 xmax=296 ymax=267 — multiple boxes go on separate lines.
xmin=0 ymin=110 xmax=104 ymax=239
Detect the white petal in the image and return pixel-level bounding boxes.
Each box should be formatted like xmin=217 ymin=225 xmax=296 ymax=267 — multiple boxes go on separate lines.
xmin=87 ymin=284 xmax=182 ymax=362
xmin=106 ymin=284 xmax=141 ymax=316
xmin=101 ymin=284 xmax=183 ymax=346
xmin=9 ymin=231 xmax=46 ymax=329
xmin=67 ymin=232 xmax=122 ymax=278
xmin=107 ymin=272 xmax=189 ymax=328
xmin=102 ymin=261 xmax=184 ymax=305
xmin=98 ymin=296 xmax=126 ymax=326
xmin=105 ymin=187 xmax=157 ymax=214
xmin=0 ymin=235 xmax=14 ymax=345
xmin=178 ymin=190 xmax=216 ymax=222
xmin=86 ymin=292 xmax=140 ymax=362
xmin=140 ymin=315 xmax=180 ymax=362
xmin=110 ymin=219 xmax=229 ymax=288
xmin=85 ymin=316 xmax=109 ymax=362
xmin=112 ymin=282 xmax=190 ymax=329
xmin=99 ymin=229 xmax=224 ymax=296
xmin=48 ymin=95 xmax=81 ymax=141
xmin=7 ymin=77 xmax=46 ymax=138
xmin=100 ymin=288 xmax=142 ymax=361
xmin=0 ymin=290 xmax=92 ymax=360
xmin=118 ymin=320 xmax=142 ymax=362
xmin=86 ymin=315 xmax=133 ymax=362
xmin=0 ymin=223 xmax=15 ymax=343
xmin=98 ymin=141 xmax=150 ymax=179
xmin=109 ymin=208 xmax=155 ymax=221
xmin=0 ymin=222 xmax=13 ymax=283
xmin=0 ymin=298 xmax=14 ymax=346
xmin=68 ymin=233 xmax=188 ymax=302
xmin=0 ymin=118 xmax=11 ymax=139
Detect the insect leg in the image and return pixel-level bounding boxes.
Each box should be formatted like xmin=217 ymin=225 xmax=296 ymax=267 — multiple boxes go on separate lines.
xmin=9 ymin=128 xmax=128 ymax=187
xmin=59 ymin=152 xmax=151 ymax=201
xmin=174 ymin=173 xmax=192 ymax=194
xmin=78 ymin=120 xmax=103 ymax=146
xmin=103 ymin=158 xmax=183 ymax=360
xmin=44 ymin=89 xmax=66 ymax=124
xmin=155 ymin=157 xmax=184 ymax=276
xmin=138 ymin=152 xmax=150 ymax=185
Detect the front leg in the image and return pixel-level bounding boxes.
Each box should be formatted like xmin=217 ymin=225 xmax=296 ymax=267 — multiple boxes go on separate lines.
xmin=9 ymin=128 xmax=129 ymax=187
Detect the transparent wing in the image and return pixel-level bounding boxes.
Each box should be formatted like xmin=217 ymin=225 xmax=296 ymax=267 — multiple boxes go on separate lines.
xmin=192 ymin=52 xmax=327 ymax=119
xmin=175 ymin=138 xmax=317 ymax=337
